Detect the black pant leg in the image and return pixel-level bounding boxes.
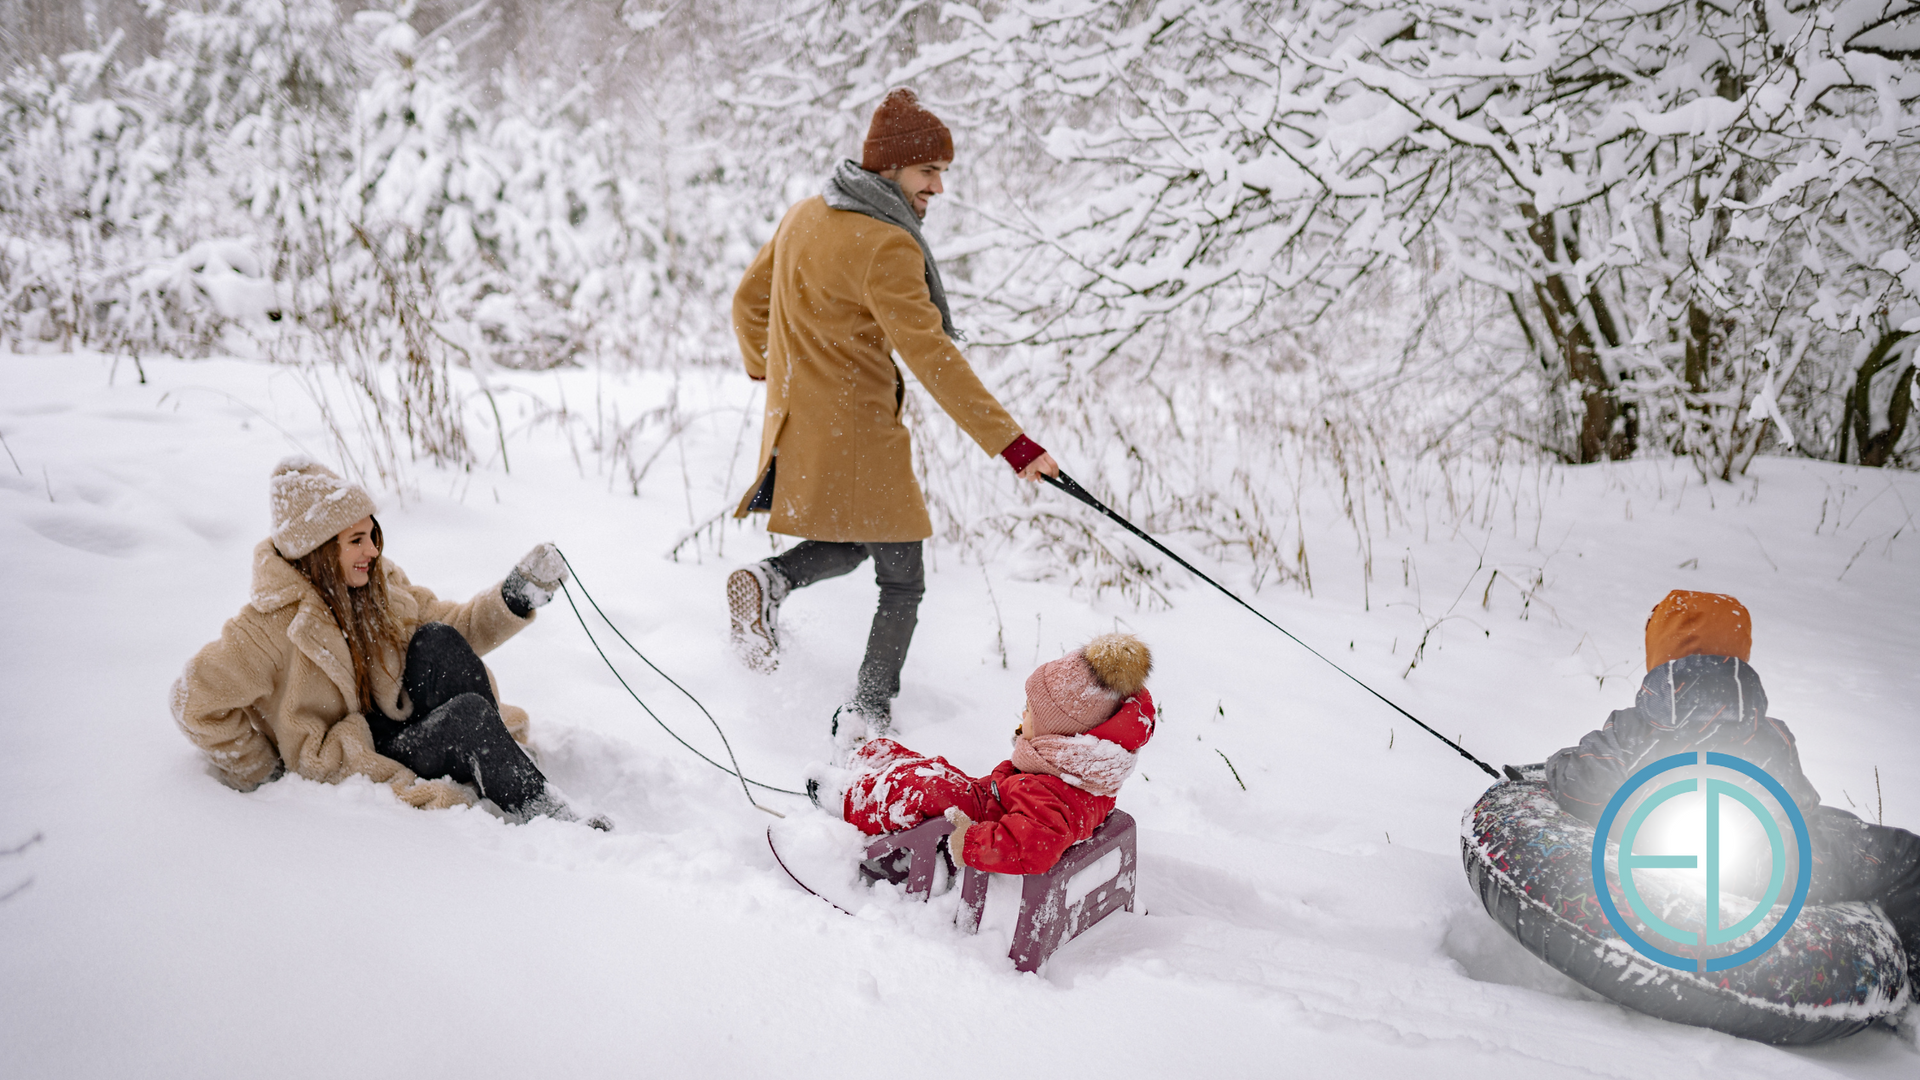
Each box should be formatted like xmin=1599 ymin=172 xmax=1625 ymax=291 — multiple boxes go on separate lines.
xmin=367 ymin=623 xmax=494 ymax=752
xmin=767 ymin=540 xmax=869 ymax=590
xmin=401 ymin=622 xmax=497 ymax=718
xmin=854 ymin=541 xmax=924 ymax=709
xmin=384 ymin=692 xmax=549 ymax=814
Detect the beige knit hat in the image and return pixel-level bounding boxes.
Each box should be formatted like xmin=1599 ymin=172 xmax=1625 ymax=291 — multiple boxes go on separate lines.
xmin=269 ymin=457 xmax=377 ymax=559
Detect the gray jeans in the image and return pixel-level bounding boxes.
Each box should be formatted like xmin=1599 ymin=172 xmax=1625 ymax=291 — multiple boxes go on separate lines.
xmin=767 ymin=540 xmax=924 ymax=710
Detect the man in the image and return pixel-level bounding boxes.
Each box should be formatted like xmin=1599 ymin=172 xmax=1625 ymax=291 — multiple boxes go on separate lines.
xmin=725 ymin=88 xmax=1058 ymax=746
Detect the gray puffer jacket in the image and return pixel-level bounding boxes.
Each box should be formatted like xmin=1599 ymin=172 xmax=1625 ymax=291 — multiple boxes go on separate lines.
xmin=1545 ymin=654 xmax=1820 ymax=824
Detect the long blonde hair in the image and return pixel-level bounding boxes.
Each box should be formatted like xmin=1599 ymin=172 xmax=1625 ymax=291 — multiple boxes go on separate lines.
xmin=293 ymin=518 xmax=407 ymax=712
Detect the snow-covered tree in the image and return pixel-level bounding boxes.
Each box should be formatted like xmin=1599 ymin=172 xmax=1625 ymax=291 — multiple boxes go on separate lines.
xmin=0 ymin=36 xmax=165 ymax=351
xmin=10 ymin=0 xmax=1919 ymax=479
xmin=871 ymin=0 xmax=1920 ymax=473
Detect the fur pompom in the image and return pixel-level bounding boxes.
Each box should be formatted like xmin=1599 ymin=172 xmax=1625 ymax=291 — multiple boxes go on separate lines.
xmin=1083 ymin=633 xmax=1151 ymax=697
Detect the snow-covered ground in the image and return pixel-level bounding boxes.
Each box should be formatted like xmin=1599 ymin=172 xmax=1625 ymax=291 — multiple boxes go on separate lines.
xmin=1 ymin=351 xmax=1915 ymax=1079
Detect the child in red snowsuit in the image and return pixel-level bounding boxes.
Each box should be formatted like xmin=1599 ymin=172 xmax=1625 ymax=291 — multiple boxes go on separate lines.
xmin=839 ymin=633 xmax=1154 ymax=875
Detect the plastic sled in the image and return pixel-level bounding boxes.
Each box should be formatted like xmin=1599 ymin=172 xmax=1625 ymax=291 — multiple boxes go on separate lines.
xmin=860 ymin=810 xmax=1140 ymax=973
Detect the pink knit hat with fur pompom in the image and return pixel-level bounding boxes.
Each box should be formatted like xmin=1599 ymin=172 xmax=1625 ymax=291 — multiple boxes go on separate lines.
xmin=1024 ymin=633 xmax=1153 ymax=735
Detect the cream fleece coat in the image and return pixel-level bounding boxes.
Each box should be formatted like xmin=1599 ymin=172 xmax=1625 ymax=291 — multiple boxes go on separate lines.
xmin=171 ymin=540 xmax=534 ymax=808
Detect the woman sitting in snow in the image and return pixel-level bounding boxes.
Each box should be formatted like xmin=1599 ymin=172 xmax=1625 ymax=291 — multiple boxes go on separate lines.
xmin=1545 ymin=590 xmax=1917 ymax=986
xmin=171 ymin=458 xmax=607 ymax=828
xmin=828 ymin=633 xmax=1153 ymax=875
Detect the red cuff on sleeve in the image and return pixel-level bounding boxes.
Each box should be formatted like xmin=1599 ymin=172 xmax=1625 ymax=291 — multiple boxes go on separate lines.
xmin=1001 ymin=434 xmax=1045 ymax=473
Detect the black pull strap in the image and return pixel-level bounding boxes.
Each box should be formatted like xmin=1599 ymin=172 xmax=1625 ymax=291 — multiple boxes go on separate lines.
xmin=1042 ymin=471 xmax=1501 ymax=781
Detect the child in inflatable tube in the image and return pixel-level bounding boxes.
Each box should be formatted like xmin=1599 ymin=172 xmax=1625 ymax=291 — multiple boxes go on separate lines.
xmin=1544 ymin=590 xmax=1919 ymax=989
xmin=826 ymin=633 xmax=1153 ymax=875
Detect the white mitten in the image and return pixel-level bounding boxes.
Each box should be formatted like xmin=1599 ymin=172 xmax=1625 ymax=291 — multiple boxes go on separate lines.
xmin=502 ymin=542 xmax=568 ymax=615
xmin=516 ymin=543 xmax=567 ymax=590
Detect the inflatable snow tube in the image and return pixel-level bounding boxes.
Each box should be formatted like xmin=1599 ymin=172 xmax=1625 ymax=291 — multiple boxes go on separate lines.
xmin=1461 ymin=776 xmax=1911 ymax=1044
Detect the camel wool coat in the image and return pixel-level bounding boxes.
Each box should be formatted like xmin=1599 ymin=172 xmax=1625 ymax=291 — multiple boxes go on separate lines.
xmin=732 ymin=196 xmax=1026 ymax=542
xmin=170 ymin=540 xmax=535 ymax=808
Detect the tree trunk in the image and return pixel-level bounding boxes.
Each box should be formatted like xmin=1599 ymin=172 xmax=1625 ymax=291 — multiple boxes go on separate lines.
xmin=1844 ymin=329 xmax=1916 ymax=467
xmin=1684 ymin=301 xmax=1713 ymax=394
xmin=1523 ymin=208 xmax=1633 ymax=463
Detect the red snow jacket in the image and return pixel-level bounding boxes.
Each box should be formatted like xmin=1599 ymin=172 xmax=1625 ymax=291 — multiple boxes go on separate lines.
xmin=958 ymin=690 xmax=1155 ymax=875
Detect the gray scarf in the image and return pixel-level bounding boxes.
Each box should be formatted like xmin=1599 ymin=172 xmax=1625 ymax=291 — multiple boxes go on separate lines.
xmin=822 ymin=159 xmax=961 ymax=341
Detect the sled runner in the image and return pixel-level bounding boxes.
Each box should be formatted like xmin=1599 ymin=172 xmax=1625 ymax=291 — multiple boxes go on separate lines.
xmin=766 ymin=826 xmax=855 ymax=915
xmin=769 ymin=811 xmax=1140 ymax=973
xmin=765 ymin=814 xmax=910 ymax=915
xmin=1462 ymin=772 xmax=1911 ymax=1044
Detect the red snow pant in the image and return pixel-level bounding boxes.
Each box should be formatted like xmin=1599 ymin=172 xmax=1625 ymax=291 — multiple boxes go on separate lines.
xmin=842 ymin=739 xmax=994 ymax=837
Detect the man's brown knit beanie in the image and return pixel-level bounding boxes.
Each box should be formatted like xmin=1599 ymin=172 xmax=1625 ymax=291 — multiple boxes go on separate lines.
xmin=861 ymin=88 xmax=954 ymax=172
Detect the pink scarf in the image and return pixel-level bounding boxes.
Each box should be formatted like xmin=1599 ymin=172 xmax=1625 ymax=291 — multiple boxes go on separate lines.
xmin=1009 ymin=733 xmax=1138 ymax=798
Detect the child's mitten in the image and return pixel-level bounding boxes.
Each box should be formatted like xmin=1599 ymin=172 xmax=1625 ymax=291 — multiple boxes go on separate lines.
xmin=944 ymin=806 xmax=974 ymax=867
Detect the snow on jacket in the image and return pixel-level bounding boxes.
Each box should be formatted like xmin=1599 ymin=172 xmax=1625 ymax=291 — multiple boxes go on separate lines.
xmin=844 ymin=690 xmax=1156 ymax=875
xmin=730 ymin=196 xmax=1026 ymax=542
xmin=170 ymin=539 xmax=534 ymax=808
xmin=1545 ymin=654 xmax=1819 ymax=824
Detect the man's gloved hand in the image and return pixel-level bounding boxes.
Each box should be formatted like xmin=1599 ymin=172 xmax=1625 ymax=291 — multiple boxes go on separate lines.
xmin=1001 ymin=434 xmax=1060 ymax=482
xmin=502 ymin=542 xmax=568 ymax=617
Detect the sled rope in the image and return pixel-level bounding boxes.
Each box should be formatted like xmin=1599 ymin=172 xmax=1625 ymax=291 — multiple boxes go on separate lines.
xmin=555 ymin=549 xmax=804 ymax=812
xmin=1042 ymin=471 xmax=1501 ymax=780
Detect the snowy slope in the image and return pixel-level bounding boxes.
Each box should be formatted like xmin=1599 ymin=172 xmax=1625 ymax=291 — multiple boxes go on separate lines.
xmin=0 ymin=351 xmax=1915 ymax=1079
